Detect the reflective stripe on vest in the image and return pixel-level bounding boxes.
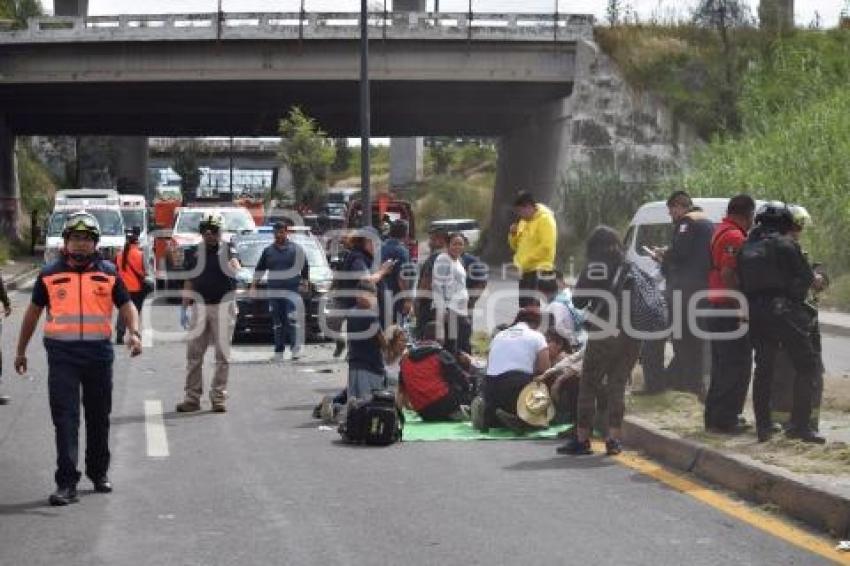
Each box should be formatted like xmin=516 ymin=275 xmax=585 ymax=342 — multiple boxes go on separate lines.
xmin=42 ymin=270 xmax=115 ymax=341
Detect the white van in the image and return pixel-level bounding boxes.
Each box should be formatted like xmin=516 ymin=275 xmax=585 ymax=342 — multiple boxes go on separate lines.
xmin=45 ymin=189 xmax=126 ymax=264
xmin=624 ymin=197 xmax=763 ymax=282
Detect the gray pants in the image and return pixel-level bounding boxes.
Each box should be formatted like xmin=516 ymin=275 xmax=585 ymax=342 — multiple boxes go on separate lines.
xmin=185 ymin=303 xmax=235 ymax=404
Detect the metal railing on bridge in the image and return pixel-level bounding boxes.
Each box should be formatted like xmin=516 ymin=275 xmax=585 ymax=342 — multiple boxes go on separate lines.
xmin=0 ymin=11 xmax=594 ymax=44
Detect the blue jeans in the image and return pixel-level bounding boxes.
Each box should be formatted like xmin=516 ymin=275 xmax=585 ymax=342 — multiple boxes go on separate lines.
xmin=269 ymin=297 xmax=295 ymax=353
xmin=347 ymin=367 xmax=387 ymax=401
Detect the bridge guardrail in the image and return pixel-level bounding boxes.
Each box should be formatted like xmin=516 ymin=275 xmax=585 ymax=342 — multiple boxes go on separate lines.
xmin=0 ymin=12 xmax=593 ymax=44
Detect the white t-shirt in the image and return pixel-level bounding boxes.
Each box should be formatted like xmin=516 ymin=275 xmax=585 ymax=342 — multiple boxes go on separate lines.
xmin=432 ymin=252 xmax=469 ymax=316
xmin=486 ymin=322 xmax=548 ymax=376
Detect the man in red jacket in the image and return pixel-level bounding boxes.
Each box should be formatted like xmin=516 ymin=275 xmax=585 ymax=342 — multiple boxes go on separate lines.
xmin=399 ymin=322 xmax=473 ymax=421
xmin=704 ymin=195 xmax=756 ymax=433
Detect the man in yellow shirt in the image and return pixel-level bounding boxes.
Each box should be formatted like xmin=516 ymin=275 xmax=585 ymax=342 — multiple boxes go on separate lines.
xmin=508 ymin=191 xmax=557 ymax=307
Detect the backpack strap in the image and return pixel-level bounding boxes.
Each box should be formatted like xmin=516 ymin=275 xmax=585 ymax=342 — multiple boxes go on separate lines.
xmin=710 ymin=223 xmax=741 ymax=271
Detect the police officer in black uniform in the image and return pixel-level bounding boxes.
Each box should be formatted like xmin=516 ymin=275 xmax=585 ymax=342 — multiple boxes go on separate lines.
xmin=738 ymin=202 xmax=825 ymax=444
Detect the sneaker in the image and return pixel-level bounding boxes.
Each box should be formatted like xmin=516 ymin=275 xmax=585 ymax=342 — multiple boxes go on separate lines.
xmin=211 ymin=400 xmax=227 ymax=413
xmin=49 ymin=486 xmax=78 ymax=506
xmin=291 ymin=347 xmax=302 ymax=361
xmin=175 ymin=400 xmax=201 ymax=413
xmin=605 ymin=438 xmax=623 ymax=456
xmin=92 ymin=476 xmax=113 ymax=493
xmin=556 ymin=438 xmax=592 ymax=455
xmin=470 ymin=396 xmax=487 ymax=432
xmin=282 ymin=351 xmax=294 ymax=362
xmin=786 ymin=427 xmax=826 ymax=444
xmin=0 ymin=394 xmax=10 ymax=405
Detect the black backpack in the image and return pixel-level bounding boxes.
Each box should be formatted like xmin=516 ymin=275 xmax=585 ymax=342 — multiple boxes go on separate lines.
xmin=338 ymin=390 xmax=403 ymax=446
xmin=737 ymin=234 xmax=785 ymax=295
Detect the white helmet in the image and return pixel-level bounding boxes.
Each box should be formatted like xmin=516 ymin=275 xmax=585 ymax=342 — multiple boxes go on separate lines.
xmin=198 ymin=211 xmax=225 ymax=232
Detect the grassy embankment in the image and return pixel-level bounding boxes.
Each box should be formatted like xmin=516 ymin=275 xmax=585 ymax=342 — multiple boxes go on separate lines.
xmin=597 ymin=25 xmax=850 ymax=308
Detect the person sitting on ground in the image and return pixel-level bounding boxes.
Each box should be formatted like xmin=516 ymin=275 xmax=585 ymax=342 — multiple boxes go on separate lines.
xmin=383 ymin=324 xmax=408 ymax=391
xmin=472 ymin=307 xmax=550 ymax=432
xmin=397 ymin=322 xmax=473 ymax=422
xmin=316 ymin=323 xmax=407 ymax=423
xmin=346 ymin=281 xmax=387 ymax=402
xmin=539 ymin=271 xmax=586 ymax=350
xmin=535 ymin=328 xmax=585 ymax=427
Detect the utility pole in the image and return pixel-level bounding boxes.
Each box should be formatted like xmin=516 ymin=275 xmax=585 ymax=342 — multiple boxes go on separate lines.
xmin=360 ymin=0 xmax=371 ymax=227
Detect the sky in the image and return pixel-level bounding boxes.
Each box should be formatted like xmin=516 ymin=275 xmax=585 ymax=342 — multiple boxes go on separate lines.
xmin=41 ymin=1 xmax=847 ymax=28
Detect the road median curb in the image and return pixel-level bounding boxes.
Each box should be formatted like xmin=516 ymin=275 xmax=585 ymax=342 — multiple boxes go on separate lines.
xmin=623 ymin=415 xmax=850 ymax=538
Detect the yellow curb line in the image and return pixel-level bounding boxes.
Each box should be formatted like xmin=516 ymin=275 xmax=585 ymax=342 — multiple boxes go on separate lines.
xmin=596 ymin=442 xmax=850 ymax=565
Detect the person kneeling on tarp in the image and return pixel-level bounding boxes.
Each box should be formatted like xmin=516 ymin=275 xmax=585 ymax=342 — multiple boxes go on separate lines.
xmin=398 ymin=322 xmax=473 ymax=422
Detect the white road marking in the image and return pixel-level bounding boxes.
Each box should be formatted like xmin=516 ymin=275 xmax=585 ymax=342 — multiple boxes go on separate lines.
xmin=144 ymin=400 xmax=169 ymax=458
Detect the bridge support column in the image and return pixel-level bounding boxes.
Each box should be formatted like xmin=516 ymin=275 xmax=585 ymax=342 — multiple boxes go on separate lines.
xmin=390 ymin=137 xmax=423 ymax=191
xmin=484 ymin=99 xmax=570 ymax=265
xmin=0 ymin=116 xmax=21 ymax=241
xmin=113 ymin=136 xmax=149 ymax=195
xmin=53 ymin=0 xmax=89 ymax=17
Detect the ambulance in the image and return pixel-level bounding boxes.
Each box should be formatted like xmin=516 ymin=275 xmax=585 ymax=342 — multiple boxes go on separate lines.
xmin=44 ymin=189 xmax=126 ymax=265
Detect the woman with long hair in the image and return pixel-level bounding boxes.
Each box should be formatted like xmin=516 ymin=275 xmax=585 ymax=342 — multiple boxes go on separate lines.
xmin=432 ymin=233 xmax=471 ymax=355
xmin=382 ymin=324 xmax=408 ymax=390
xmin=557 ymin=225 xmax=640 ymax=456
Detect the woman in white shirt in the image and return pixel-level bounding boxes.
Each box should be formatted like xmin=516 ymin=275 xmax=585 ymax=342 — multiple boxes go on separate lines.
xmin=476 ymin=308 xmax=550 ymax=431
xmin=431 ymin=233 xmax=471 ymax=354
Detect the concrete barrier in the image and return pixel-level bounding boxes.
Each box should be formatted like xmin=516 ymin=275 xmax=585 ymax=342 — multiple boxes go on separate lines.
xmin=623 ymin=415 xmax=850 ymax=538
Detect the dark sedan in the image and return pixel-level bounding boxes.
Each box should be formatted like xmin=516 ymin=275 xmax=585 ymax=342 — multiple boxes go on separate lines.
xmin=232 ymin=231 xmax=333 ymax=342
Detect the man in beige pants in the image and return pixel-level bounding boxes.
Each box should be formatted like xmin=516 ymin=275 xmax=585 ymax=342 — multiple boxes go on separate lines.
xmin=176 ymin=211 xmax=241 ymax=413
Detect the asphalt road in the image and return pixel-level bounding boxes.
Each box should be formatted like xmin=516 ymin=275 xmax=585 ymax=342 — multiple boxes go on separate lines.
xmin=0 ymin=282 xmax=838 ymax=565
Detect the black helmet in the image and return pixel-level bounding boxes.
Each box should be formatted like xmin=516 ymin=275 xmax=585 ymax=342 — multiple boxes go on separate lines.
xmin=754 ymin=201 xmax=793 ymax=230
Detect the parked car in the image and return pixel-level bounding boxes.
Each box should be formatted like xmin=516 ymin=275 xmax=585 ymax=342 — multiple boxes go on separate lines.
xmin=429 ymin=218 xmax=481 ymax=249
xmin=231 ymin=230 xmax=333 ymax=343
xmin=624 ymin=197 xmax=764 ymax=283
xmin=159 ymin=206 xmax=256 ymax=289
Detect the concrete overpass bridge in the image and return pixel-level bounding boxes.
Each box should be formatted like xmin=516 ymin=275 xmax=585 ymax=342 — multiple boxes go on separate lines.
xmin=0 ymin=9 xmax=593 ymax=253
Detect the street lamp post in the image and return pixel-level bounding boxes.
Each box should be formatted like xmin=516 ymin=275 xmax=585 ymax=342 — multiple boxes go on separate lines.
xmin=360 ymin=0 xmax=372 ymax=227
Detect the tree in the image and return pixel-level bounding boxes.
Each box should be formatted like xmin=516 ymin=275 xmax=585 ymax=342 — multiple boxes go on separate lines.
xmin=607 ymin=0 xmax=621 ymax=26
xmin=693 ymin=0 xmax=752 ymax=133
xmin=331 ymin=137 xmax=352 ymax=174
xmin=172 ymin=142 xmax=202 ymax=201
xmin=278 ymin=107 xmax=334 ymax=208
xmin=0 ymin=0 xmax=44 ymax=28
